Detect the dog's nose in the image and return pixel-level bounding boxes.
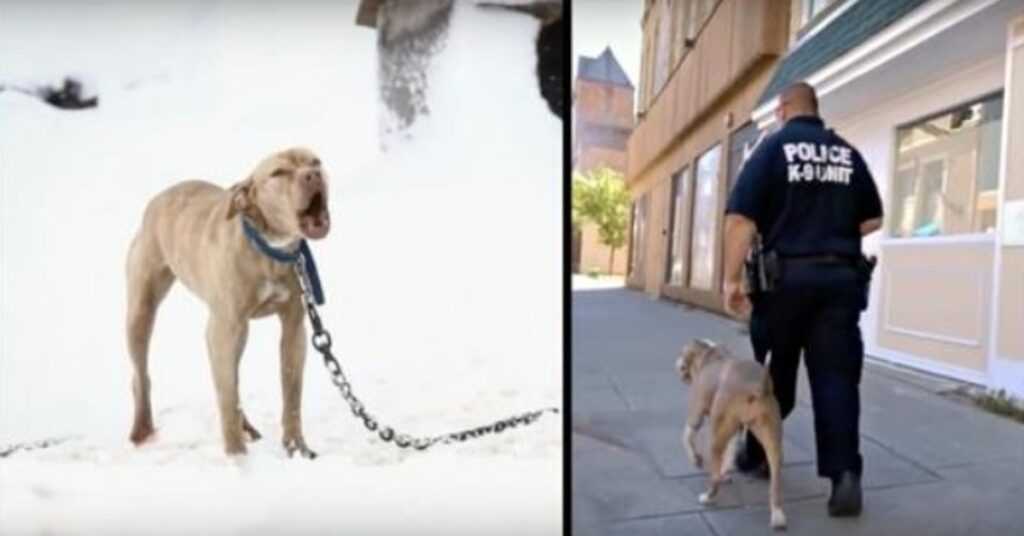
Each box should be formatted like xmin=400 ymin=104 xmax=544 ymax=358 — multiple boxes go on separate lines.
xmin=304 ymin=169 xmax=321 ymax=182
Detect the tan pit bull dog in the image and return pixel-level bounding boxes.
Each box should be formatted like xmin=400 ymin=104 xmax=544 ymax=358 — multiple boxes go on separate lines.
xmin=125 ymin=147 xmax=329 ymax=458
xmin=675 ymin=338 xmax=787 ymax=530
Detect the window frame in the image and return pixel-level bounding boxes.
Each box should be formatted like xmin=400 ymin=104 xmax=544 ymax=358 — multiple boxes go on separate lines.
xmin=629 ymin=194 xmax=650 ymax=279
xmin=794 ymin=0 xmax=847 ymax=42
xmin=664 ymin=165 xmax=692 ymax=286
xmin=887 ymin=90 xmax=1005 ymax=240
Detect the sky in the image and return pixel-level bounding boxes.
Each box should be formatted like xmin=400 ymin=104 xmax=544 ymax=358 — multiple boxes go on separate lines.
xmin=572 ymin=1 xmax=644 ymax=102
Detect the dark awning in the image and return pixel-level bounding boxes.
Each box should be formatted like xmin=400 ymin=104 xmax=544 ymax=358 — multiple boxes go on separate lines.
xmin=758 ymin=0 xmax=930 ymax=107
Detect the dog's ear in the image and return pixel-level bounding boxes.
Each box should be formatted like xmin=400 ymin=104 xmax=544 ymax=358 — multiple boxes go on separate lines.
xmin=696 ymin=341 xmax=717 ymax=366
xmin=226 ymin=177 xmax=253 ymax=220
xmin=686 ymin=339 xmax=717 ymax=374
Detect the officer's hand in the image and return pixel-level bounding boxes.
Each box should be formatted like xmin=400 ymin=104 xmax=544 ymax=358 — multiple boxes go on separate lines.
xmin=723 ymin=279 xmax=751 ymax=319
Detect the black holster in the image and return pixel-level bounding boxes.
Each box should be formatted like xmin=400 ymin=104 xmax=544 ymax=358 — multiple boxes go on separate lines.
xmin=855 ymin=254 xmax=878 ymax=281
xmin=855 ymin=254 xmax=878 ymax=310
xmin=744 ymin=235 xmax=780 ymax=295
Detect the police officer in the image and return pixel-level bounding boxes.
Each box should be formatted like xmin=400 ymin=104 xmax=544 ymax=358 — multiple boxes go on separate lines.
xmin=722 ymin=82 xmax=883 ymax=517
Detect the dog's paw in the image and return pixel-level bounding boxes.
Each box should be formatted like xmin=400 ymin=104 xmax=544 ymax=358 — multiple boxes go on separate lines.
xmin=770 ymin=508 xmax=787 ymax=530
xmin=241 ymin=414 xmax=261 ymax=442
xmin=129 ymin=427 xmax=156 ymax=446
xmin=224 ymin=442 xmax=247 ymax=456
xmin=283 ymin=437 xmax=318 ymax=459
xmin=129 ymin=416 xmax=156 ymax=445
xmin=698 ymin=491 xmax=716 ymax=505
xmin=242 ymin=422 xmax=262 ymax=442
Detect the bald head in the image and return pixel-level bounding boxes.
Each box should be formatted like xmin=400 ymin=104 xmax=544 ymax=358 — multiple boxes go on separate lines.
xmin=776 ymin=82 xmax=818 ymax=123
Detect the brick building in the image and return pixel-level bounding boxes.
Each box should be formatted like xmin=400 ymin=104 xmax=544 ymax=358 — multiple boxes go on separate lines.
xmin=572 ymin=47 xmax=635 ymax=275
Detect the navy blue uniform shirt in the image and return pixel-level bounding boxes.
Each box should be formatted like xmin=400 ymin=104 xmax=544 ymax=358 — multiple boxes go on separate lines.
xmin=726 ymin=116 xmax=883 ymax=258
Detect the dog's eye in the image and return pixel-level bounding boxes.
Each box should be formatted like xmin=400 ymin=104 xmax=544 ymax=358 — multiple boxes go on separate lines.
xmin=271 ymin=168 xmax=288 ymax=177
xmin=310 ymin=158 xmax=320 ymax=167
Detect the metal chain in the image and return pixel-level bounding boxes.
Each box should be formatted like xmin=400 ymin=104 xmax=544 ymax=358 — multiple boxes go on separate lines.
xmin=293 ymin=261 xmax=559 ymax=451
xmin=0 ymin=436 xmax=75 ymax=458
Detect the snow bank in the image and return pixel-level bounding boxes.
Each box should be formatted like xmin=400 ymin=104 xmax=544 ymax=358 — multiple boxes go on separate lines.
xmin=0 ymin=1 xmax=562 ymax=534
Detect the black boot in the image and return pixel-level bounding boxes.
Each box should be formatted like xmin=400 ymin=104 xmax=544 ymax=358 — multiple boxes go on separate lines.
xmin=734 ymin=449 xmax=770 ymax=480
xmin=828 ymin=471 xmax=862 ymax=517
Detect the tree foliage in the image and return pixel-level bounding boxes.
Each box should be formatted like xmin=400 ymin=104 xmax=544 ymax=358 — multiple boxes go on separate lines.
xmin=572 ymin=167 xmax=630 ymax=271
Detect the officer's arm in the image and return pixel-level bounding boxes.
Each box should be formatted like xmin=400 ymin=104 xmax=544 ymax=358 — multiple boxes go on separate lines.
xmin=723 ymin=139 xmax=774 ymax=286
xmin=855 ymin=151 xmax=884 ymax=236
xmin=724 ymin=214 xmax=757 ymax=285
xmin=860 ymin=217 xmax=882 ymax=235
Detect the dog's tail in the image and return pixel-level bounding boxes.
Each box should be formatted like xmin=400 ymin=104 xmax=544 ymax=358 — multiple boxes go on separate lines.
xmin=749 ymin=351 xmax=774 ymax=404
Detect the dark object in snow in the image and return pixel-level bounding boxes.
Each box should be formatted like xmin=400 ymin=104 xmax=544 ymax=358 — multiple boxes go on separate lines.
xmin=0 ymin=436 xmax=77 ymax=457
xmin=41 ymin=77 xmax=98 ymax=110
xmin=479 ymin=2 xmax=564 ymax=119
xmin=377 ymin=0 xmax=455 ymax=142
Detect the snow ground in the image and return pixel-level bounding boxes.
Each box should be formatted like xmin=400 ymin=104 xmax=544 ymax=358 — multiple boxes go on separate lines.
xmin=0 ymin=2 xmax=562 ymax=534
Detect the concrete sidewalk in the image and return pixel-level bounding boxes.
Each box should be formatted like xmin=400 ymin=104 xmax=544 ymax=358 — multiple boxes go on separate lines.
xmin=572 ymin=277 xmax=1024 ymax=535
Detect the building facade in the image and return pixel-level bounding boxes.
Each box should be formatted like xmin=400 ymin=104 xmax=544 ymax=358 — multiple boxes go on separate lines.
xmin=573 ymin=47 xmax=635 ymax=275
xmin=625 ymin=0 xmax=791 ymax=311
xmin=749 ymin=0 xmax=1024 ymax=396
xmin=628 ymin=0 xmax=1024 ymax=397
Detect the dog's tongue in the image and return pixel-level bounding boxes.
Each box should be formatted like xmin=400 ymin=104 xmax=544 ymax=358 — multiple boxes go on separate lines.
xmin=301 ymin=212 xmax=330 ymax=239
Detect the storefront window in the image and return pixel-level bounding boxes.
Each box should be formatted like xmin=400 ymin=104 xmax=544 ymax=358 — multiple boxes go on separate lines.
xmin=689 ymin=144 xmax=721 ymax=290
xmin=666 ymin=167 xmax=690 ymax=286
xmin=891 ymin=93 xmax=1003 ymax=238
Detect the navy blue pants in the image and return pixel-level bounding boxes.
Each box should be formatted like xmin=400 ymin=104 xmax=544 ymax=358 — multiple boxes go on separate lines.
xmin=743 ymin=261 xmax=866 ymax=479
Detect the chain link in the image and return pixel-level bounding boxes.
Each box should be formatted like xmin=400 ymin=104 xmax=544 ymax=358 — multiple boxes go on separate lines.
xmin=294 ymin=262 xmax=559 ymax=451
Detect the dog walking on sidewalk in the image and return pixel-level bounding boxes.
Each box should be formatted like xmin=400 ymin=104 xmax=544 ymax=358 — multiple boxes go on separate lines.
xmin=675 ymin=338 xmax=787 ymax=530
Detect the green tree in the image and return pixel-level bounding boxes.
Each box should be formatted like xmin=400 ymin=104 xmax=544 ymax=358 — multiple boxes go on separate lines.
xmin=572 ymin=167 xmax=630 ymax=274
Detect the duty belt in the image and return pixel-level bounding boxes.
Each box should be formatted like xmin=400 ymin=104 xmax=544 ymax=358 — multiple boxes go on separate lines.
xmin=779 ymin=253 xmax=857 ymax=265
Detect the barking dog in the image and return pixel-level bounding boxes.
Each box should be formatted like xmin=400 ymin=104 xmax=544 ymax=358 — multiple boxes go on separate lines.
xmin=675 ymin=339 xmax=787 ymax=530
xmin=125 ymin=148 xmax=329 ymax=457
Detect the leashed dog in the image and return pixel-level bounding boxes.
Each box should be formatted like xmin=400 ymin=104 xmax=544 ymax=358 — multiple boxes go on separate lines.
xmin=125 ymin=147 xmax=329 ymax=458
xmin=675 ymin=339 xmax=786 ymax=530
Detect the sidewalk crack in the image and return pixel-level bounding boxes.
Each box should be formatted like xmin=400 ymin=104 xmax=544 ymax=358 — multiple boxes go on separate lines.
xmin=861 ymin=433 xmax=945 ymax=481
xmin=699 ymin=512 xmax=722 ymax=536
xmin=607 ymin=375 xmax=634 ymax=412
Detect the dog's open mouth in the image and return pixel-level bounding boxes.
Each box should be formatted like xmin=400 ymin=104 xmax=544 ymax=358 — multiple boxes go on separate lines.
xmin=298 ymin=191 xmax=330 ymax=239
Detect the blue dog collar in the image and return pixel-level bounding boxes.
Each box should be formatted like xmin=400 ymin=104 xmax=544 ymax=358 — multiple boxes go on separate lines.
xmin=241 ymin=218 xmax=325 ymax=305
